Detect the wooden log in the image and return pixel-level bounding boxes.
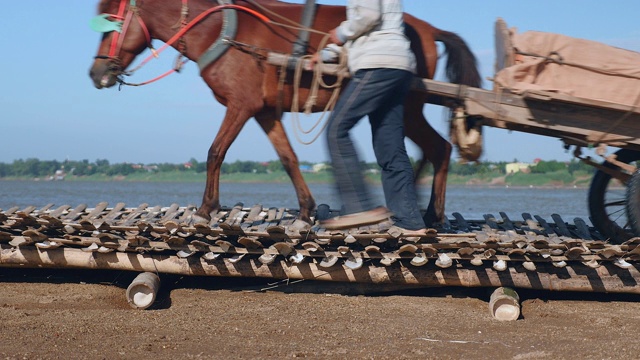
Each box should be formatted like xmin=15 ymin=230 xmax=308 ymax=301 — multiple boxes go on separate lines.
xmin=489 ymin=287 xmax=520 ymax=321
xmin=126 ymin=272 xmax=160 ymax=310
xmin=2 ymin=246 xmax=640 ymax=294
xmin=267 ymin=53 xmax=349 ymax=77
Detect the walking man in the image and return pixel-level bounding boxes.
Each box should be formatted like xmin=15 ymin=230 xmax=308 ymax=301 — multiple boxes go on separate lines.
xmin=317 ymin=0 xmax=426 ymax=235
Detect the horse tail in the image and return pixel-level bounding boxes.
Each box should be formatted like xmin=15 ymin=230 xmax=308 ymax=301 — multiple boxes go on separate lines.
xmin=434 ymin=29 xmax=484 ymax=162
xmin=434 ymin=30 xmax=482 ymax=88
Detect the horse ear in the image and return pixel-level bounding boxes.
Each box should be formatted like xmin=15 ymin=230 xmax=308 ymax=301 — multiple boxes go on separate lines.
xmin=90 ymin=14 xmax=123 ymax=33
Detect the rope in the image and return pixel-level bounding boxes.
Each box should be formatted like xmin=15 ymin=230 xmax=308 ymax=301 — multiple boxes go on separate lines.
xmin=517 ymin=50 xmax=640 ymax=81
xmin=118 ymin=0 xmax=331 ymax=89
xmin=115 ymin=0 xmax=347 ymax=145
xmin=512 ymin=50 xmax=640 ymax=145
xmin=488 ymin=49 xmax=640 ymax=148
xmin=117 ymin=3 xmax=271 ymax=86
xmin=284 ymin=33 xmax=348 ymax=146
xmin=245 ymin=0 xmax=329 ymax=37
xmin=118 ymin=59 xmax=189 ymax=87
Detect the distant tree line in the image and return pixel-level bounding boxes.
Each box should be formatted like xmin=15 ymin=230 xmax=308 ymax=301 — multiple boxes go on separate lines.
xmin=0 ymin=157 xmax=593 ymax=179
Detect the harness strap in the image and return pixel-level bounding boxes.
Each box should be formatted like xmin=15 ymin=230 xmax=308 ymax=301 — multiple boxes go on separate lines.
xmin=197 ymin=0 xmax=238 ymax=72
xmin=291 ymin=0 xmax=316 ymax=57
xmin=104 ymin=0 xmax=153 ymax=59
xmin=107 ymin=0 xmax=128 ymax=58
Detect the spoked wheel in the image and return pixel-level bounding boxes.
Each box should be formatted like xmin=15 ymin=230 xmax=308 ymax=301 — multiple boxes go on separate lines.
xmin=588 ymin=149 xmax=640 ymax=243
xmin=625 ymin=170 xmax=640 ymax=237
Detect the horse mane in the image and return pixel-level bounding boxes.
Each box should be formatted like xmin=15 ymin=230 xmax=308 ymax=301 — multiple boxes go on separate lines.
xmin=97 ymin=0 xmax=112 ymax=13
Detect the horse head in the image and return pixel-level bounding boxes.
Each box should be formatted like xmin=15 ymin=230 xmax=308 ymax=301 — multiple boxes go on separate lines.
xmin=89 ymin=0 xmax=154 ymax=89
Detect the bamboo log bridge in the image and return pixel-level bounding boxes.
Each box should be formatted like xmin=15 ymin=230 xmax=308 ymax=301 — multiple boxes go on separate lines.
xmin=1 ymin=203 xmax=640 ymax=297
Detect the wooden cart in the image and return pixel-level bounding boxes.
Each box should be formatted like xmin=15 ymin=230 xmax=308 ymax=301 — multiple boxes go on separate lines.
xmin=416 ymin=19 xmax=640 ymax=243
xmin=269 ymin=18 xmax=640 ymax=243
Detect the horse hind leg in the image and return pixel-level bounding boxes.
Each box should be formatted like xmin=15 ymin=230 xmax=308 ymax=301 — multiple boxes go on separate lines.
xmin=255 ymin=111 xmax=316 ymax=226
xmin=404 ymin=95 xmax=451 ymax=226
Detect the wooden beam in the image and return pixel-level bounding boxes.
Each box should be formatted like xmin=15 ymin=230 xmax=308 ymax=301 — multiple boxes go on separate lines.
xmin=2 ymin=246 xmax=639 ymax=295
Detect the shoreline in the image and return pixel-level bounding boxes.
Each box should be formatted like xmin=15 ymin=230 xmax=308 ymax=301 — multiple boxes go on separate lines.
xmin=0 ymin=168 xmax=599 ymax=189
xmin=0 ymin=177 xmax=597 ymax=189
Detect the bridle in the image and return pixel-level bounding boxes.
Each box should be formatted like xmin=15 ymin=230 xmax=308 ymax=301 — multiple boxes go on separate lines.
xmin=91 ymin=0 xmax=271 ymax=87
xmin=93 ymin=0 xmax=154 ymax=75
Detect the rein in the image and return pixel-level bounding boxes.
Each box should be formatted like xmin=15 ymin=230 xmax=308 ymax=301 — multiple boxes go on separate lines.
xmin=92 ymin=0 xmax=345 ymax=146
xmin=94 ymin=0 xmax=153 ymax=61
xmin=93 ymin=0 xmax=270 ymax=87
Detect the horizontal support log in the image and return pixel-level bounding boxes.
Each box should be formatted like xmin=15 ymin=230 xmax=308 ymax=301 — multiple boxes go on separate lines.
xmin=2 ymin=246 xmax=639 ymax=295
xmin=266 ymin=51 xmax=640 ymax=150
xmin=267 ymin=52 xmax=349 ymax=77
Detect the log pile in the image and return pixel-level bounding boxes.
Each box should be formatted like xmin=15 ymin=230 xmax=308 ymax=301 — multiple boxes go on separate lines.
xmin=1 ymin=202 xmax=640 ymax=294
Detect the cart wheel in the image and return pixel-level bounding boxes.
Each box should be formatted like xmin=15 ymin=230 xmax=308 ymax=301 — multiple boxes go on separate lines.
xmin=588 ymin=149 xmax=640 ymax=243
xmin=626 ymin=170 xmax=640 ymax=237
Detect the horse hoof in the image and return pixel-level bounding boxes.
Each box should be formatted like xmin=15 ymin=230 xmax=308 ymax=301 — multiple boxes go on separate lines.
xmin=188 ymin=214 xmax=210 ymax=226
xmin=289 ymin=219 xmax=312 ymax=233
xmin=422 ymin=213 xmax=440 ymax=228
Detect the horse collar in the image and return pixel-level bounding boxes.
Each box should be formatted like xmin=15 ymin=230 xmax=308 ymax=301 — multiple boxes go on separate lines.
xmin=196 ymin=0 xmax=238 ymax=72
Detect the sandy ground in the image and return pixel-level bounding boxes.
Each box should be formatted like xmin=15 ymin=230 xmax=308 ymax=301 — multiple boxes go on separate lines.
xmin=1 ymin=267 xmax=639 ymax=360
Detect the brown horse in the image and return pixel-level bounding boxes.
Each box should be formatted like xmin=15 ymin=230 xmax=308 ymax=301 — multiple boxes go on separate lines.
xmin=89 ymin=0 xmax=481 ymax=226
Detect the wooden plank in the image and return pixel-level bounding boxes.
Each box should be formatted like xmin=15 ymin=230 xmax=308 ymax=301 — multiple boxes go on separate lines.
xmin=119 ymin=203 xmax=149 ymax=227
xmin=494 ymin=18 xmax=514 ymax=72
xmin=84 ymin=202 xmax=109 ymax=220
xmin=462 ymin=89 xmax=640 ymax=149
xmin=63 ymin=204 xmax=88 ymax=221
xmin=534 ymin=215 xmax=556 ymax=237
xmin=521 ymin=213 xmax=544 ymax=235
xmin=551 ymin=214 xmax=572 ymax=238
xmin=573 ymin=218 xmax=593 ymax=240
xmin=49 ymin=205 xmax=71 ymax=219
xmin=451 ymin=212 xmax=470 ymax=232
xmin=178 ymin=205 xmax=197 ymax=223
xmin=483 ymin=214 xmax=500 ymax=230
xmin=20 ymin=206 xmax=37 ymax=215
xmin=159 ymin=203 xmax=181 ymax=222
xmin=37 ymin=204 xmax=55 ymax=213
xmin=499 ymin=212 xmax=516 ymax=231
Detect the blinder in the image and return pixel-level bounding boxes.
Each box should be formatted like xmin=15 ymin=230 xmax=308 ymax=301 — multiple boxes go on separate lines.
xmin=89 ymin=13 xmax=123 ymax=33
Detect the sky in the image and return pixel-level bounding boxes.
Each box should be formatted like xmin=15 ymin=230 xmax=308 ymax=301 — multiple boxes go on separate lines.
xmin=2 ymin=0 xmax=639 ymax=165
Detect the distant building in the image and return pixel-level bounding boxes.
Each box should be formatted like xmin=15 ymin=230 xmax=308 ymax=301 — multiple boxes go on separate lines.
xmin=47 ymin=169 xmax=66 ymax=181
xmin=299 ymin=165 xmax=313 ymax=173
xmin=312 ymin=163 xmax=330 ymax=172
xmin=506 ymin=162 xmax=532 ymax=174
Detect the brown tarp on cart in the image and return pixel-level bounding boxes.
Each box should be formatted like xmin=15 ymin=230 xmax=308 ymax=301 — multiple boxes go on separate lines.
xmin=494 ymin=18 xmax=640 ymax=108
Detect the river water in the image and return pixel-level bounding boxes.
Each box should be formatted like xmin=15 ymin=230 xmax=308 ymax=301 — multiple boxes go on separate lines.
xmin=0 ymin=180 xmax=593 ymax=223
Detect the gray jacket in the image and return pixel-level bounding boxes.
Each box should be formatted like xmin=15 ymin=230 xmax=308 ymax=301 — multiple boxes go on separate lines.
xmin=335 ymin=0 xmax=416 ymax=74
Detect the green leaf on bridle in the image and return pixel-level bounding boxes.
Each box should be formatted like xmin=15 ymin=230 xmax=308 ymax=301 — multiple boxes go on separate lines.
xmin=90 ymin=14 xmax=123 ymax=33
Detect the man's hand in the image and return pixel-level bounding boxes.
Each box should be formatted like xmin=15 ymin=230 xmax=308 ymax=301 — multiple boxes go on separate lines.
xmin=329 ymin=28 xmax=344 ymax=46
xmin=306 ymin=52 xmax=321 ymax=71
xmin=306 ymin=28 xmax=343 ymax=71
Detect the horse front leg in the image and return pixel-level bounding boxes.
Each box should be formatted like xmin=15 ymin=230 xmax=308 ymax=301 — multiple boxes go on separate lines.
xmin=404 ymin=96 xmax=451 ymax=226
xmin=194 ymin=105 xmax=253 ymax=223
xmin=255 ymin=111 xmax=316 ymax=226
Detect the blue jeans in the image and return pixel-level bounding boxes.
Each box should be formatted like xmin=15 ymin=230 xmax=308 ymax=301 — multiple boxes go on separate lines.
xmin=326 ymin=68 xmax=425 ymax=230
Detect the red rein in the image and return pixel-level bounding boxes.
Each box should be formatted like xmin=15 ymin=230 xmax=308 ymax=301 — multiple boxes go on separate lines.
xmin=103 ymin=0 xmax=271 ymax=86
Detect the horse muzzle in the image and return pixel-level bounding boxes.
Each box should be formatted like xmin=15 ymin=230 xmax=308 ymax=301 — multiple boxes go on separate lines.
xmin=89 ymin=58 xmax=121 ymax=89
